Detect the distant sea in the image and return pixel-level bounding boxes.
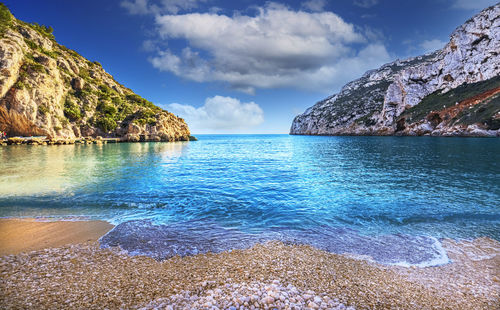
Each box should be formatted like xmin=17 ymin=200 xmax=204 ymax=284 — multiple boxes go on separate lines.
xmin=1 ymin=135 xmax=499 ymax=266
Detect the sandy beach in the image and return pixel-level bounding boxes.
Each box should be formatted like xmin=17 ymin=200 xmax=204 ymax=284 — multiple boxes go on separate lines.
xmin=0 ymin=218 xmax=114 ymax=256
xmin=0 ymin=219 xmax=499 ymax=309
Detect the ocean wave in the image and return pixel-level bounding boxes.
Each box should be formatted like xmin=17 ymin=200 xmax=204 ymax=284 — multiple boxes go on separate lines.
xmin=99 ymin=219 xmax=451 ymax=267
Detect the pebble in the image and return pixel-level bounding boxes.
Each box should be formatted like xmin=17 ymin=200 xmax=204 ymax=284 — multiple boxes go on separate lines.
xmin=142 ymin=281 xmax=351 ymax=309
xmin=1 ymin=240 xmax=497 ymax=309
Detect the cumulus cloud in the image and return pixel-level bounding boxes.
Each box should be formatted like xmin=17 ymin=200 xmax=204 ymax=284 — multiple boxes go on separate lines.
xmin=353 ymin=0 xmax=379 ymax=8
xmin=166 ymin=96 xmax=264 ymax=133
xmin=121 ymin=0 xmax=206 ymax=15
xmin=420 ymin=39 xmax=447 ymax=53
xmin=301 ymin=0 xmax=327 ymax=12
xmin=149 ymin=4 xmax=391 ymax=94
xmin=452 ymin=0 xmax=498 ymax=10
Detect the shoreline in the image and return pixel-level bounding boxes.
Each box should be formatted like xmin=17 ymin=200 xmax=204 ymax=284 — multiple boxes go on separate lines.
xmin=0 ymin=218 xmax=498 ymax=309
xmin=288 ymin=132 xmax=500 ymax=138
xmin=0 ymin=135 xmax=197 ymax=146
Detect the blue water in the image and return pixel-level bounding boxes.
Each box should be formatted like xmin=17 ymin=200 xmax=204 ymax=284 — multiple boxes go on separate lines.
xmin=1 ymin=135 xmax=499 ymax=265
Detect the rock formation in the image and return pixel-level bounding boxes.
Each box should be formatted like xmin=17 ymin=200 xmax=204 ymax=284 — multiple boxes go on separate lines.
xmin=291 ymin=4 xmax=500 ymax=137
xmin=0 ymin=4 xmax=191 ymax=141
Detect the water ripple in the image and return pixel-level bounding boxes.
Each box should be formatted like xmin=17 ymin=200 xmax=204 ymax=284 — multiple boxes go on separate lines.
xmin=1 ymin=135 xmax=499 ymax=258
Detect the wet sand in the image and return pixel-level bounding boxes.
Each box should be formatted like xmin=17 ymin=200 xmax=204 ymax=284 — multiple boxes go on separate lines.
xmin=0 ymin=218 xmax=114 ymax=255
xmin=0 ymin=219 xmax=498 ymax=309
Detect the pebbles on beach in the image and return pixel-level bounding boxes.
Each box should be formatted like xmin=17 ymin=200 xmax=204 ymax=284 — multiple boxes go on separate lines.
xmin=0 ymin=240 xmax=498 ymax=309
xmin=141 ymin=280 xmax=354 ymax=309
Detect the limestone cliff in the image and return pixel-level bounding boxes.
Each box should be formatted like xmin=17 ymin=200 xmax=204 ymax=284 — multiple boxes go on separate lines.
xmin=0 ymin=4 xmax=191 ymax=141
xmin=291 ymin=4 xmax=500 ymax=137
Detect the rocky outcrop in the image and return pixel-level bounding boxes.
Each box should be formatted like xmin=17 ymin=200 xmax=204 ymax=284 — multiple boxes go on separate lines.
xmin=291 ymin=4 xmax=500 ymax=137
xmin=0 ymin=4 xmax=191 ymax=141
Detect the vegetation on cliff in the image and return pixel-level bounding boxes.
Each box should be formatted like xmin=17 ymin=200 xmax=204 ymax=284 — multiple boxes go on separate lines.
xmin=398 ymin=76 xmax=500 ymax=131
xmin=0 ymin=3 xmax=191 ymax=141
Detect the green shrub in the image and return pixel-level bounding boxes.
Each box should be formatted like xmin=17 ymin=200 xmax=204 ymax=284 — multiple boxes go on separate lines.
xmin=14 ymin=67 xmax=30 ymax=89
xmin=97 ymin=101 xmax=117 ymax=116
xmin=24 ymin=38 xmax=38 ymax=49
xmin=97 ymin=85 xmax=116 ymax=103
xmin=26 ymin=22 xmax=55 ymax=40
xmin=19 ymin=70 xmax=28 ymax=80
xmin=22 ymin=60 xmax=46 ymax=74
xmin=63 ymin=98 xmax=82 ymax=121
xmin=24 ymin=38 xmax=59 ymax=58
xmin=126 ymin=93 xmax=160 ymax=111
xmin=401 ymin=75 xmax=500 ymax=124
xmin=98 ymin=84 xmax=113 ymax=95
xmin=133 ymin=108 xmax=157 ymax=126
xmin=69 ymin=49 xmax=79 ymax=58
xmin=79 ymin=68 xmax=91 ymax=80
xmin=41 ymin=48 xmax=59 ymax=58
xmin=118 ymin=102 xmax=133 ymax=115
xmin=95 ymin=116 xmax=117 ymax=132
xmin=139 ymin=108 xmax=156 ymax=119
xmin=58 ymin=44 xmax=80 ymax=58
xmin=98 ymin=92 xmax=111 ymax=101
xmin=14 ymin=80 xmax=26 ymax=89
xmin=74 ymin=88 xmax=92 ymax=99
xmin=38 ymin=104 xmax=49 ymax=115
xmin=0 ymin=3 xmax=13 ymax=37
xmin=105 ymin=104 xmax=117 ymax=116
xmin=82 ymin=103 xmax=92 ymax=111
xmin=453 ymin=94 xmax=500 ymax=129
xmin=30 ymin=62 xmax=46 ymax=73
xmin=126 ymin=93 xmax=143 ymax=103
xmin=112 ymin=96 xmax=123 ymax=105
xmin=135 ymin=118 xmax=156 ymax=126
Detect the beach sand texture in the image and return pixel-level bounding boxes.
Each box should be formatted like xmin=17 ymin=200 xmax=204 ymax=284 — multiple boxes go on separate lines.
xmin=0 ymin=218 xmax=113 ymax=255
xmin=0 ymin=219 xmax=498 ymax=309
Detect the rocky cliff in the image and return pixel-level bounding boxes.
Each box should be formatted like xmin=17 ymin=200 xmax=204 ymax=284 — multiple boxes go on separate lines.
xmin=291 ymin=4 xmax=500 ymax=137
xmin=0 ymin=4 xmax=191 ymax=141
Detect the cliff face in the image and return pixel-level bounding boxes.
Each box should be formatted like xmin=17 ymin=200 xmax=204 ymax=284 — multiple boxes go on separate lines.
xmin=0 ymin=5 xmax=191 ymax=141
xmin=291 ymin=4 xmax=500 ymax=137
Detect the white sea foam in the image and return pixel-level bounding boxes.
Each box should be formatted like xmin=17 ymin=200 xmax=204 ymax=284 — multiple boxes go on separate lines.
xmin=99 ymin=220 xmax=457 ymax=267
xmin=387 ymin=237 xmax=450 ymax=267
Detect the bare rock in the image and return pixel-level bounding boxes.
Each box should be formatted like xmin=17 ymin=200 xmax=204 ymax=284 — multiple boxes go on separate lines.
xmin=0 ymin=6 xmax=191 ymax=142
xmin=291 ymin=4 xmax=500 ymax=137
xmin=71 ymin=77 xmax=85 ymax=91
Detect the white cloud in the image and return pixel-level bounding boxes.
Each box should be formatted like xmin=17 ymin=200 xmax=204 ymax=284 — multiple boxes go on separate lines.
xmin=166 ymin=96 xmax=264 ymax=133
xmin=452 ymin=0 xmax=498 ymax=10
xmin=301 ymin=0 xmax=327 ymax=12
xmin=121 ymin=0 xmax=150 ymax=14
xmin=354 ymin=0 xmax=379 ymax=8
xmin=149 ymin=4 xmax=391 ymax=94
xmin=420 ymin=39 xmax=447 ymax=53
xmin=141 ymin=39 xmax=158 ymax=52
xmin=121 ymin=0 xmax=206 ymax=15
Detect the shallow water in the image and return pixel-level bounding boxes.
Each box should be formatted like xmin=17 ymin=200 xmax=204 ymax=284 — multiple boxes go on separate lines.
xmin=1 ymin=135 xmax=499 ymax=265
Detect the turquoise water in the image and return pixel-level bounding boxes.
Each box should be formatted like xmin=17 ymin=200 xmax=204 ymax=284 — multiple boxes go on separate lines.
xmin=1 ymin=135 xmax=499 ymax=265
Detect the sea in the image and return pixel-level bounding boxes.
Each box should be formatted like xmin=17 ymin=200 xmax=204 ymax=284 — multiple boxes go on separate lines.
xmin=1 ymin=135 xmax=499 ymax=266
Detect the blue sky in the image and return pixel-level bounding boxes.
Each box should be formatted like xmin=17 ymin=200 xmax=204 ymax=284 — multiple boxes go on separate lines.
xmin=5 ymin=0 xmax=498 ymax=134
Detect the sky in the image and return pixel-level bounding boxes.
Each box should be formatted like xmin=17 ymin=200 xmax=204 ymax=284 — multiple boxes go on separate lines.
xmin=5 ymin=0 xmax=498 ymax=134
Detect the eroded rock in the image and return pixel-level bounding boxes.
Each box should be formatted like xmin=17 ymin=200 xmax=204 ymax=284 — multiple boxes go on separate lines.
xmin=291 ymin=4 xmax=500 ymax=137
xmin=0 ymin=6 xmax=191 ymax=142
